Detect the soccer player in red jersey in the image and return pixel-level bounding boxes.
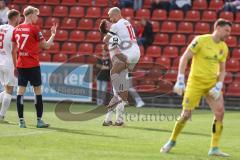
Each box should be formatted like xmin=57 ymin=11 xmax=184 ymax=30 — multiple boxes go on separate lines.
xmin=11 ymin=6 xmax=57 ymax=128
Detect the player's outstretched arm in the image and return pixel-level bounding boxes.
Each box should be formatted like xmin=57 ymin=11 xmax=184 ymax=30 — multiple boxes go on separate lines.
xmin=40 ymin=23 xmax=58 ymax=50
xmin=173 ymin=49 xmax=193 ymax=96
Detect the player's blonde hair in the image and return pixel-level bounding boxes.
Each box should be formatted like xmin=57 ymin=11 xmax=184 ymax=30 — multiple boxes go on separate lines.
xmin=108 ymin=7 xmax=121 ymax=15
xmin=23 ymin=6 xmax=39 ymax=17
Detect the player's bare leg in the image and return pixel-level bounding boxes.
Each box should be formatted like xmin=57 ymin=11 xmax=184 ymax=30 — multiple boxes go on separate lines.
xmin=206 ymin=95 xmax=229 ymax=157
xmin=33 ymin=86 xmax=49 ymax=128
xmin=161 ymin=109 xmax=192 ymax=153
xmin=0 ymin=85 xmax=13 ymax=123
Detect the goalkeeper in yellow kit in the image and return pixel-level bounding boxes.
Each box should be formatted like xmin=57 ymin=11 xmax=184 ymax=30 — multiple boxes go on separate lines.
xmin=160 ymin=18 xmax=232 ymax=157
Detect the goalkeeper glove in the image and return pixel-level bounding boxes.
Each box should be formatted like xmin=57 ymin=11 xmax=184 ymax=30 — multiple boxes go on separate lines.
xmin=209 ymin=82 xmax=223 ymax=100
xmin=173 ymin=74 xmax=185 ymax=96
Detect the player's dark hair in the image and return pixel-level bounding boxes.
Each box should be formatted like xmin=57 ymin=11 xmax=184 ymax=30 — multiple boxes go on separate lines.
xmin=8 ymin=9 xmax=20 ymax=20
xmin=99 ymin=19 xmax=109 ymax=34
xmin=214 ymin=18 xmax=232 ymax=30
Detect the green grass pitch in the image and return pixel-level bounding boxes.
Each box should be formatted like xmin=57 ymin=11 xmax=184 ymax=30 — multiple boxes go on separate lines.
xmin=0 ymin=102 xmax=239 ymax=160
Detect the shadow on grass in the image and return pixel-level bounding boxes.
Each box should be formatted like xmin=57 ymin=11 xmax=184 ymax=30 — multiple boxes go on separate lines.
xmin=125 ymin=126 xmax=210 ymax=137
xmin=27 ymin=126 xmax=123 ymax=139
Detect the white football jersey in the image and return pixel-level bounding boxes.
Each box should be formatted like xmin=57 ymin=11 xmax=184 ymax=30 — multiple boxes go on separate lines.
xmin=0 ymin=24 xmax=14 ymax=68
xmin=108 ymin=18 xmax=137 ymax=43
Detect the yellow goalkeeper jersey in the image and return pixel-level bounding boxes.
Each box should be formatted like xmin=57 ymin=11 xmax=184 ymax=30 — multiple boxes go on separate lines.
xmin=188 ymin=34 xmax=228 ymax=82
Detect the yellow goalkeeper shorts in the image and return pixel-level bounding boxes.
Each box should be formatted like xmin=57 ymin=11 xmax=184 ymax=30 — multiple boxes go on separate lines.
xmin=182 ymin=77 xmax=216 ymax=110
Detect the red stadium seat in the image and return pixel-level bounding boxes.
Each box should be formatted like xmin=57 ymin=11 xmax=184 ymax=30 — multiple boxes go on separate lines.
xmin=162 ymin=46 xmax=179 ymax=58
xmin=153 ymin=33 xmax=169 ymax=45
xmin=170 ymin=34 xmax=186 ymax=46
xmin=46 ymin=42 xmax=60 ymax=54
xmin=135 ymin=84 xmax=157 ymax=93
xmin=138 ymin=79 xmax=156 ymax=86
xmin=185 ymin=10 xmax=200 ymax=22
xmin=171 ymin=58 xmax=180 ymax=70
xmin=86 ymin=7 xmax=101 ymax=18
xmin=225 ymin=36 xmax=237 ymax=47
xmin=131 ymin=20 xmax=140 ymax=28
xmin=69 ymin=6 xmax=84 ymax=18
xmin=151 ymin=21 xmax=160 ymax=32
xmin=29 ymin=0 xmax=44 ymax=5
xmin=78 ymin=43 xmax=93 ymax=54
xmin=164 ymin=69 xmax=178 ymax=82
xmin=145 ymin=46 xmax=161 ymax=58
xmin=161 ymin=21 xmax=176 ymax=33
xmin=194 ymin=22 xmax=210 ymax=34
xmin=93 ymin=19 xmax=102 ymax=30
xmin=219 ymin=11 xmax=234 ymax=21
xmin=168 ymin=10 xmax=184 ymax=21
xmin=235 ymin=13 xmax=240 ymax=22
xmin=77 ymin=19 xmax=93 ymax=30
xmin=151 ymin=9 xmax=167 ymax=21
xmin=178 ymin=22 xmax=193 ymax=33
xmin=12 ymin=0 xmax=27 ymax=4
xmin=69 ymin=30 xmax=85 ymax=42
xmin=135 ymin=9 xmax=150 ymax=19
xmin=8 ymin=4 xmax=20 ymax=10
xmin=137 ymin=56 xmax=154 ymax=69
xmin=95 ymin=0 xmax=109 ymax=7
xmin=145 ymin=69 xmax=163 ymax=81
xmin=78 ymin=0 xmax=92 ymax=6
xmin=85 ymin=31 xmax=101 ymax=43
xmin=122 ymin=8 xmax=134 ymax=18
xmin=226 ymin=82 xmax=240 ymax=96
xmin=53 ymin=6 xmax=68 ymax=17
xmin=61 ymin=0 xmax=76 ymax=6
xmin=39 ymin=5 xmax=52 ymax=17
xmin=61 ymin=18 xmax=77 ymax=29
xmin=231 ymin=23 xmax=240 ymax=35
xmin=45 ymin=0 xmax=60 ymax=5
xmin=235 ymin=73 xmax=240 ymax=81
xmin=101 ymin=8 xmax=109 ymax=18
xmin=44 ymin=17 xmax=60 ymax=29
xmin=192 ymin=0 xmax=207 ymax=10
xmin=39 ymin=52 xmax=51 ymax=62
xmin=69 ymin=54 xmax=86 ymax=63
xmin=187 ymin=34 xmax=196 ymax=44
xmin=61 ymin=42 xmax=77 ymax=54
xmin=231 ymin=48 xmax=240 ymax=59
xmin=95 ymin=44 xmax=104 ymax=55
xmin=143 ymin=0 xmax=151 ymax=8
xmin=209 ymin=0 xmax=224 ymax=10
xmin=139 ymin=46 xmax=145 ymax=56
xmin=36 ymin=17 xmax=43 ymax=28
xmin=155 ymin=57 xmax=171 ymax=69
xmin=226 ymin=58 xmax=240 ymax=72
xmin=54 ymin=30 xmax=68 ymax=41
xmin=52 ymin=53 xmax=68 ymax=62
xmin=202 ymin=11 xmax=217 ymax=22
xmin=224 ymin=72 xmax=233 ymax=84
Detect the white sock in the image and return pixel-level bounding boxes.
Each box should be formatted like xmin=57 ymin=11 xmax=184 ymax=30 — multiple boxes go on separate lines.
xmin=104 ymin=110 xmax=114 ymax=122
xmin=0 ymin=91 xmax=5 ymax=103
xmin=0 ymin=92 xmax=12 ymax=117
xmin=116 ymin=102 xmax=125 ymax=123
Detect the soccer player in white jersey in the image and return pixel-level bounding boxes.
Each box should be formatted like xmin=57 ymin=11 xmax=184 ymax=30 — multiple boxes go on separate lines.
xmin=0 ymin=9 xmax=21 ymax=122
xmin=101 ymin=7 xmax=140 ymax=126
